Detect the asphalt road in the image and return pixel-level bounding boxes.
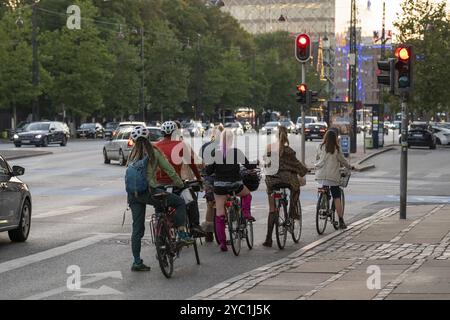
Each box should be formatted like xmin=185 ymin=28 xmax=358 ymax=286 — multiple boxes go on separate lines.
xmin=0 ymin=136 xmax=448 ymax=300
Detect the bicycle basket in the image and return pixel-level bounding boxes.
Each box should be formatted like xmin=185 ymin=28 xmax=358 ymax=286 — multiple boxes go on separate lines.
xmin=241 ymin=167 xmax=261 ymax=192
xmin=339 ymin=169 xmax=351 ymax=188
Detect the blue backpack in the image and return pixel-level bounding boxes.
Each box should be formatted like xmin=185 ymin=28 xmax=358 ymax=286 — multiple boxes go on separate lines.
xmin=125 ymin=156 xmax=149 ymax=194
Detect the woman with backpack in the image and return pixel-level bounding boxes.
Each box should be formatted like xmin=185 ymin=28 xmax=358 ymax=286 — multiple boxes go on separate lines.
xmin=263 ymin=126 xmax=308 ymax=247
xmin=126 ymin=126 xmax=192 ymax=272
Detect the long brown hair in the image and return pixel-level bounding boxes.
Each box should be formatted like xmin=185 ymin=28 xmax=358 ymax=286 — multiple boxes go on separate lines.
xmin=278 ymin=126 xmax=289 ymax=156
xmin=321 ymin=130 xmax=340 ymax=154
xmin=129 ymin=137 xmax=157 ymax=168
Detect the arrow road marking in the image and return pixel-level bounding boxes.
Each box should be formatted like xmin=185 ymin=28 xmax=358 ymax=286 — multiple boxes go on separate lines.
xmin=23 ymin=271 xmax=123 ymax=300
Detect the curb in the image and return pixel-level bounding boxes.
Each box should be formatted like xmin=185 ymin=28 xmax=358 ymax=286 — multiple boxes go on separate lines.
xmin=357 ymin=146 xmax=396 ymax=165
xmin=2 ymin=151 xmax=53 ymax=161
xmin=189 ymin=207 xmax=397 ymax=300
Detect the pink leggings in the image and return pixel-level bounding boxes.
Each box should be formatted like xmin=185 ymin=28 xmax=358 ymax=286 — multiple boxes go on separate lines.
xmin=241 ymin=193 xmax=252 ymax=219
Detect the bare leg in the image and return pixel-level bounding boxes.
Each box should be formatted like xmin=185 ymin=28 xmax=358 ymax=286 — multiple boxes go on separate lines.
xmin=334 ymin=198 xmax=343 ymax=218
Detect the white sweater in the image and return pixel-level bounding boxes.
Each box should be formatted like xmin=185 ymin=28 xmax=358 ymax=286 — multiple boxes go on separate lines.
xmin=314 ymin=145 xmax=351 ymax=183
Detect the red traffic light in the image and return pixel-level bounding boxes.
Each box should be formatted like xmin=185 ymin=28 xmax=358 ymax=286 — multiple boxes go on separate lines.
xmin=395 ymin=46 xmax=411 ymax=61
xmin=297 ymin=84 xmax=307 ymax=93
xmin=295 ymin=34 xmax=311 ymax=63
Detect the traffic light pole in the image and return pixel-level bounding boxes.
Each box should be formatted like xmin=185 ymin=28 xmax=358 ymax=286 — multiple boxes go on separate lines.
xmin=301 ymin=63 xmax=306 ymax=163
xmin=400 ymin=94 xmax=408 ymax=219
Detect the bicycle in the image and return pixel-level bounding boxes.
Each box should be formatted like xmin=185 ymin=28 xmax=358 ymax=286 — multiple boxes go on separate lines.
xmin=270 ymin=183 xmax=302 ymax=250
xmin=213 ymin=187 xmax=254 ymax=256
xmin=315 ymin=169 xmax=350 ymax=235
xmin=149 ymin=181 xmax=201 ymax=278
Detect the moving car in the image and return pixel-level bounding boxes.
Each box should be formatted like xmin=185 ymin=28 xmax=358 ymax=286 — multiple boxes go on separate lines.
xmin=305 ymin=122 xmax=328 ymax=141
xmin=76 ymin=123 xmax=105 ymax=139
xmin=9 ymin=121 xmax=30 ymax=141
xmin=224 ymin=122 xmax=244 ymax=136
xmin=0 ymin=155 xmax=31 ymax=242
xmin=260 ymin=121 xmax=281 ymax=135
xmin=296 ymin=116 xmax=318 ymax=132
xmin=404 ymin=127 xmax=436 ymax=149
xmin=104 ymin=122 xmax=119 ymax=139
xmin=118 ymin=121 xmax=146 ymax=129
xmin=431 ymin=126 xmax=450 ymax=145
xmin=103 ymin=126 xmax=135 ymax=166
xmin=13 ymin=121 xmax=69 ymax=147
xmin=280 ymin=120 xmax=297 ymax=133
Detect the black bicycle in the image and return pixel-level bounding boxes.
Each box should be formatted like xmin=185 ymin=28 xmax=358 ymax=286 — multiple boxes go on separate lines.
xmin=150 ymin=181 xmax=201 ymax=278
xmin=315 ymin=169 xmax=350 ymax=235
xmin=271 ymin=184 xmax=302 ymax=249
xmin=213 ymin=188 xmax=254 ymax=256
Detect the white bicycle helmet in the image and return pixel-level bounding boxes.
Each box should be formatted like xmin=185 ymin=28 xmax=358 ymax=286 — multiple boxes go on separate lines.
xmin=161 ymin=121 xmax=177 ymax=135
xmin=130 ymin=125 xmax=150 ymax=141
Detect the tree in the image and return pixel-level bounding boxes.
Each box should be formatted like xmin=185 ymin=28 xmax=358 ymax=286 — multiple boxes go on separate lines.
xmin=394 ymin=0 xmax=450 ymax=118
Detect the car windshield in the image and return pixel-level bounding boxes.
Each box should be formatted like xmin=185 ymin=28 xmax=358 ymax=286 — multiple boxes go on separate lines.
xmin=26 ymin=123 xmax=50 ymax=131
xmin=281 ymin=121 xmax=292 ymax=126
xmin=106 ymin=123 xmax=118 ymax=129
xmin=265 ymin=122 xmax=279 ymax=127
xmin=80 ymin=123 xmax=95 ymax=129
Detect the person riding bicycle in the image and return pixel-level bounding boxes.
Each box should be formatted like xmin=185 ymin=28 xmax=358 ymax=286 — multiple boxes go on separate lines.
xmin=205 ymin=129 xmax=257 ymax=252
xmin=154 ymin=121 xmax=205 ymax=237
xmin=200 ymin=124 xmax=224 ymax=242
xmin=314 ymin=130 xmax=353 ymax=230
xmin=127 ymin=126 xmax=193 ymax=272
xmin=263 ymin=126 xmax=308 ymax=247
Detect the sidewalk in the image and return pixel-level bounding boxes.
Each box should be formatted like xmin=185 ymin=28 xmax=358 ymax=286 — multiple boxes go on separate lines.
xmin=191 ymin=205 xmax=450 ymax=300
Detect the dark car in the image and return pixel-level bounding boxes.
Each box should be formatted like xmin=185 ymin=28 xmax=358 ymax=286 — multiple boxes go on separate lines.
xmin=0 ymin=155 xmax=32 ymax=242
xmin=104 ymin=122 xmax=119 ymax=139
xmin=76 ymin=123 xmax=104 ymax=139
xmin=406 ymin=128 xmax=436 ymax=149
xmin=9 ymin=121 xmax=30 ymax=141
xmin=305 ymin=123 xmax=328 ymax=141
xmin=13 ymin=121 xmax=69 ymax=147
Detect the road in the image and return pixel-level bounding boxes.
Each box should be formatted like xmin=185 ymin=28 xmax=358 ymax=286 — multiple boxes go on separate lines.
xmin=0 ymin=136 xmax=448 ymax=300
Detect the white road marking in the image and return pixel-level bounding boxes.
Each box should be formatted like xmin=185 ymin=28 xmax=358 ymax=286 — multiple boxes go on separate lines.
xmin=0 ymin=234 xmax=116 ymax=276
xmin=424 ymin=172 xmax=443 ymax=179
xmin=33 ymin=206 xmax=98 ymax=219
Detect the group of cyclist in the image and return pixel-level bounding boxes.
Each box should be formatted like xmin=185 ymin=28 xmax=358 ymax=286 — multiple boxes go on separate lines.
xmin=126 ymin=121 xmax=353 ymax=272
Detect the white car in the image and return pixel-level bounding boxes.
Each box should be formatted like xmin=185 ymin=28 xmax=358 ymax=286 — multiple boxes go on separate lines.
xmin=296 ymin=116 xmax=317 ymax=132
xmin=103 ymin=126 xmax=135 ymax=166
xmin=260 ymin=121 xmax=281 ymax=135
xmin=224 ymin=122 xmax=244 ymax=135
xmin=431 ymin=126 xmax=450 ymax=145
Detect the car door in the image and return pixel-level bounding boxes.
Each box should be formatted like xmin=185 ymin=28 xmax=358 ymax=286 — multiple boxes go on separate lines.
xmin=0 ymin=157 xmax=21 ymax=228
xmin=110 ymin=130 xmax=124 ymax=160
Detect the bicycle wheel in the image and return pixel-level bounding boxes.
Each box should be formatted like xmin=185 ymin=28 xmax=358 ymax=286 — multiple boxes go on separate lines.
xmin=275 ymin=201 xmax=288 ymax=250
xmin=291 ymin=199 xmax=302 ymax=243
xmin=316 ymin=193 xmax=329 ymax=235
xmin=227 ymin=205 xmax=241 ymax=256
xmin=155 ymin=221 xmax=174 ymax=278
xmin=245 ymin=220 xmax=254 ymax=250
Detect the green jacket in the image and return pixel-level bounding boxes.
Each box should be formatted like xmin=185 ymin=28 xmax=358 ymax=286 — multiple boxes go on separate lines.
xmin=147 ymin=148 xmax=184 ymax=188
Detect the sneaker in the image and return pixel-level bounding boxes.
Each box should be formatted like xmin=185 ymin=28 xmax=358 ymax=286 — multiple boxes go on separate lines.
xmin=339 ymin=220 xmax=347 ymax=230
xmin=177 ymin=231 xmax=194 ymax=245
xmin=131 ymin=261 xmax=151 ymax=272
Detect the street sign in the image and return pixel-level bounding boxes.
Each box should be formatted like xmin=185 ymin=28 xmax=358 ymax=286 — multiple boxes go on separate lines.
xmin=340 ymin=135 xmax=350 ymax=157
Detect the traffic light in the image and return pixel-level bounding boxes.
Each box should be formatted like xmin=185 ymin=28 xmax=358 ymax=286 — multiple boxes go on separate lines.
xmin=377 ymin=58 xmax=395 ymax=94
xmin=395 ymin=45 xmax=413 ymax=92
xmin=296 ymin=84 xmax=307 ymax=103
xmin=307 ymin=90 xmax=319 ymax=105
xmin=295 ymin=34 xmax=311 ymax=63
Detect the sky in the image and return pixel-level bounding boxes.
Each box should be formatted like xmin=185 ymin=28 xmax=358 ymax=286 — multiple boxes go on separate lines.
xmin=335 ymin=0 xmax=449 ymax=38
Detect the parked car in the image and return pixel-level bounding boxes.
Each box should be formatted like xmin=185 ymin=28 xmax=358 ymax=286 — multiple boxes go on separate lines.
xmin=103 ymin=126 xmax=135 ymax=166
xmin=431 ymin=126 xmax=450 ymax=145
xmin=305 ymin=122 xmax=328 ymax=141
xmin=436 ymin=122 xmax=450 ymax=130
xmin=296 ymin=116 xmax=318 ymax=132
xmin=104 ymin=122 xmax=119 ymax=139
xmin=13 ymin=121 xmax=69 ymax=147
xmin=76 ymin=123 xmax=104 ymax=139
xmin=401 ymin=127 xmax=436 ymax=149
xmin=224 ymin=122 xmax=244 ymax=136
xmin=260 ymin=121 xmax=281 ymax=135
xmin=147 ymin=126 xmax=163 ymax=142
xmin=280 ymin=120 xmax=297 ymax=133
xmin=0 ymin=155 xmax=31 ymax=242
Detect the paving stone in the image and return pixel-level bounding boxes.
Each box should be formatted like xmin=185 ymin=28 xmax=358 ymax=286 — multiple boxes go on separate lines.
xmin=288 ymin=260 xmax=354 ymax=273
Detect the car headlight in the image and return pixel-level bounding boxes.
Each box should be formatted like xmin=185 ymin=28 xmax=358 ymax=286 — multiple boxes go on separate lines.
xmin=13 ymin=134 xmax=19 ymax=139
xmin=35 ymin=134 xmax=42 ymax=139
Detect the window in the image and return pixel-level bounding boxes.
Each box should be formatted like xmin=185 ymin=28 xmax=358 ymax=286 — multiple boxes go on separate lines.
xmin=0 ymin=157 xmax=9 ymax=176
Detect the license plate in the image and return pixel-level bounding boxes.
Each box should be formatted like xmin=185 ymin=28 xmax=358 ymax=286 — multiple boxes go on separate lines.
xmin=311 ymin=134 xmax=319 ymax=137
xmin=22 ymin=140 xmax=30 ymax=143
xmin=413 ymin=134 xmax=422 ymax=137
